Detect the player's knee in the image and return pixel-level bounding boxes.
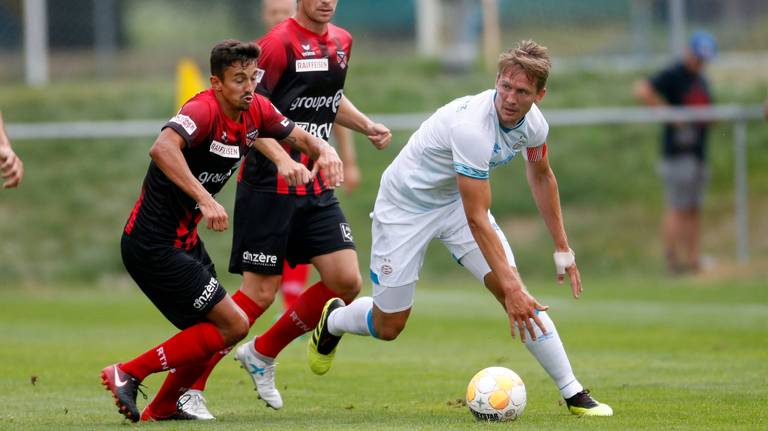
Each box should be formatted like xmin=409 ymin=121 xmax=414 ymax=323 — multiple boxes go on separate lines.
xmin=375 ymin=319 xmax=406 ymax=341
xmin=376 ymin=324 xmax=403 ymax=341
xmin=327 ymin=271 xmax=362 ymax=303
xmin=232 ymin=313 xmax=251 ymax=341
xmin=243 ymin=283 xmax=279 ymax=310
xmin=221 ymin=312 xmax=250 ymax=345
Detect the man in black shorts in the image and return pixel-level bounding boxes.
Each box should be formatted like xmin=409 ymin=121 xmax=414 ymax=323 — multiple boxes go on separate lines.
xmin=176 ymin=0 xmax=391 ymax=413
xmin=99 ymin=39 xmax=342 ymax=422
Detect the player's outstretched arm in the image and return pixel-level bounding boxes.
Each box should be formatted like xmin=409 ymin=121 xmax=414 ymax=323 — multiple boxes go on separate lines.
xmin=279 ymin=126 xmax=344 ymax=188
xmin=252 ymin=137 xmax=313 ymax=186
xmin=335 ymin=95 xmax=391 ymax=150
xmin=0 ymin=112 xmax=24 ymax=189
xmin=457 ymin=174 xmax=548 ymax=341
xmin=149 ymin=128 xmax=228 ymax=231
xmin=524 ymin=152 xmax=581 ymax=298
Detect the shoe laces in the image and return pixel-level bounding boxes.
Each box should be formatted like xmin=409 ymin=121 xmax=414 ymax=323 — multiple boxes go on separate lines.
xmin=178 ymin=391 xmax=206 ymax=411
xmin=567 ymin=389 xmax=597 ymax=408
xmin=132 ymin=381 xmax=148 ymax=401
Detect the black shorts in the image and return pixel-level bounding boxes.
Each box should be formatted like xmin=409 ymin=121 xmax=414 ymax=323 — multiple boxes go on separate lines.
xmin=229 ymin=186 xmax=356 ymax=275
xmin=121 ymin=233 xmax=227 ymax=330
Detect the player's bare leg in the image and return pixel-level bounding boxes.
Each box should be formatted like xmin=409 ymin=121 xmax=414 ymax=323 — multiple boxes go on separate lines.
xmin=482 ymin=265 xmax=611 ymax=416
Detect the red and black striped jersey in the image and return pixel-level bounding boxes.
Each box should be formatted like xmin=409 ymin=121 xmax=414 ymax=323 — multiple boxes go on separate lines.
xmin=238 ymin=18 xmax=353 ymax=195
xmin=124 ymin=89 xmax=294 ymax=249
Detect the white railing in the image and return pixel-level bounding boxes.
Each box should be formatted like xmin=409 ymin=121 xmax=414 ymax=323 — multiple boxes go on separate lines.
xmin=8 ymin=104 xmax=764 ymax=261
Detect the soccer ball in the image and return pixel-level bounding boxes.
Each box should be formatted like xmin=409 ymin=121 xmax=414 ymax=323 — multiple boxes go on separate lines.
xmin=466 ymin=366 xmax=526 ymax=421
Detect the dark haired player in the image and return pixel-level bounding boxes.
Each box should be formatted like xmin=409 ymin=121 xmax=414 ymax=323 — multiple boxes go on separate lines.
xmin=99 ymin=39 xmax=342 ymax=422
xmin=180 ymin=0 xmax=391 ymax=413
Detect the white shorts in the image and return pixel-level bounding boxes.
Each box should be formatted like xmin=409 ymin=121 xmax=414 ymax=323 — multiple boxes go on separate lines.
xmin=370 ymin=195 xmax=515 ymax=312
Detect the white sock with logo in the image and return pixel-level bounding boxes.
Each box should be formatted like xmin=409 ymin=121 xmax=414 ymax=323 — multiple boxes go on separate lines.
xmin=522 ymin=311 xmax=583 ymax=399
xmin=328 ymin=296 xmax=374 ymax=337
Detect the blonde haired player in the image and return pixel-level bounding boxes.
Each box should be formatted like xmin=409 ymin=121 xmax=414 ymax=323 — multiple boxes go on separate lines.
xmin=310 ymin=40 xmax=613 ymax=417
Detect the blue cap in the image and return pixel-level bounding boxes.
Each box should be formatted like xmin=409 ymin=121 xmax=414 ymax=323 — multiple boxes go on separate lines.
xmin=689 ymin=30 xmax=718 ymax=62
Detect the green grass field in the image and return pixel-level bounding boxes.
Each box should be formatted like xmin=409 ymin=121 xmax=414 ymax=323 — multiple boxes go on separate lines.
xmin=1 ymin=274 xmax=766 ymax=430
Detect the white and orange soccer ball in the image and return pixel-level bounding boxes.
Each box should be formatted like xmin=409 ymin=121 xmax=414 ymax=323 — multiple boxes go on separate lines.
xmin=466 ymin=366 xmax=526 ymax=421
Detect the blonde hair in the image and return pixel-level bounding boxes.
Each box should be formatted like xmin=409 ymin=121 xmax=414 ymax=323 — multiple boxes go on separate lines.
xmin=497 ymin=40 xmax=551 ymax=91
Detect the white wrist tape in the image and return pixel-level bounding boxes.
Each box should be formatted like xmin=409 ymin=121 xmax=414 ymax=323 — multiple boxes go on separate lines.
xmin=553 ymin=249 xmax=575 ymax=275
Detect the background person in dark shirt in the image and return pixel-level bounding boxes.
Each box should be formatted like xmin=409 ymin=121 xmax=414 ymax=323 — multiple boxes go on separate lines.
xmin=634 ymin=30 xmax=717 ymax=275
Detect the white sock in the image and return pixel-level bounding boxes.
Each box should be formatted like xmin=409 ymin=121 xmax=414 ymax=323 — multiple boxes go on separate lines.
xmin=251 ymin=338 xmax=274 ymax=364
xmin=328 ymin=297 xmax=374 ymax=337
xmin=522 ymin=311 xmax=583 ymax=399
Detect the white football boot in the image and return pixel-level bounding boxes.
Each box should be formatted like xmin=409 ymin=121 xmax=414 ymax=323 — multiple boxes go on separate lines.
xmin=176 ymin=389 xmax=215 ymax=420
xmin=234 ymin=342 xmax=283 ymax=409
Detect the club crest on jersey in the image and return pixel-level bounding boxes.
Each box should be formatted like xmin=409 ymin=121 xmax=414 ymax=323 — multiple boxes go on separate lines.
xmin=209 ymin=140 xmax=240 ymax=159
xmin=512 ymin=137 xmax=526 ymax=150
xmin=221 ymin=131 xmax=228 ymax=143
xmin=296 ymin=58 xmax=328 ymax=72
xmin=256 ymin=68 xmax=265 ymax=84
xmin=301 ymin=43 xmax=315 ymax=57
xmin=336 ymin=50 xmax=347 ymax=69
xmin=246 ymin=129 xmax=259 ymax=147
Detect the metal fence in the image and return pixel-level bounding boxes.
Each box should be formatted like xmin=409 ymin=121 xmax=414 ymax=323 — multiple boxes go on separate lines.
xmin=7 ymin=104 xmax=764 ymax=263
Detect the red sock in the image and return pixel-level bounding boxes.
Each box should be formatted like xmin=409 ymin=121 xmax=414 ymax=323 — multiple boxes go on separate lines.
xmin=255 ymin=281 xmax=336 ymax=358
xmin=189 ymin=290 xmax=264 ymax=391
xmin=120 ymin=322 xmax=226 ymax=381
xmin=143 ymin=363 xmax=208 ymax=418
xmin=281 ymin=263 xmax=310 ymax=311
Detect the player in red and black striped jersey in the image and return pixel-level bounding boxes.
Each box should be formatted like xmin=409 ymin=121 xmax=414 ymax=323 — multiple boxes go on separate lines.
xmin=178 ymin=0 xmax=392 ymax=414
xmin=124 ymin=82 xmax=294 ymax=250
xmin=100 ymin=40 xmax=343 ymax=423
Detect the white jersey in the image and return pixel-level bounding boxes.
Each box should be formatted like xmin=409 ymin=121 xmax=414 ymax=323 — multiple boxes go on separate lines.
xmin=380 ymin=89 xmax=549 ymax=213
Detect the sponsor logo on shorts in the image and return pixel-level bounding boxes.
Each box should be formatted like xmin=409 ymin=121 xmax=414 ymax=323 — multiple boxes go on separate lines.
xmin=289 ymin=89 xmax=343 ymax=113
xmin=170 ymin=114 xmax=197 ymax=135
xmin=242 ymin=250 xmax=278 ymax=267
xmin=295 ymin=58 xmax=328 ymax=72
xmin=381 ymin=264 xmax=393 ymax=276
xmin=193 ymin=277 xmax=219 ymax=310
xmin=209 ymin=140 xmax=240 ymax=158
xmin=340 ymin=223 xmax=354 ymax=243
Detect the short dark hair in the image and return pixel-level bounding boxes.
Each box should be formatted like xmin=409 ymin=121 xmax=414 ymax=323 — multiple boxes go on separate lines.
xmin=210 ymin=39 xmax=261 ymax=79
